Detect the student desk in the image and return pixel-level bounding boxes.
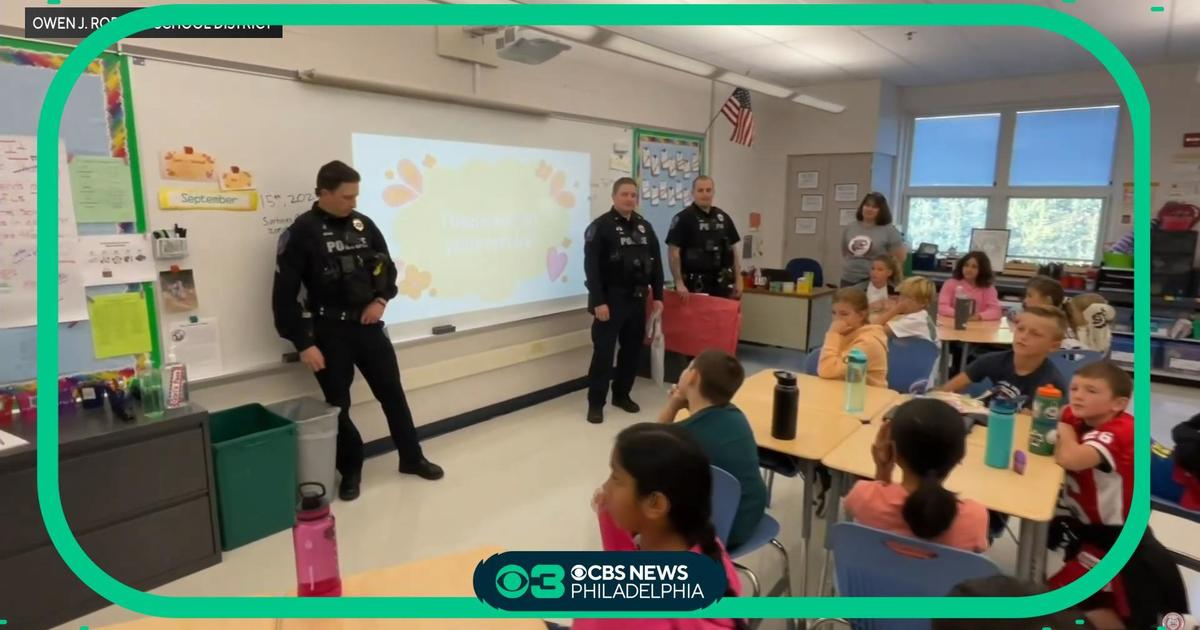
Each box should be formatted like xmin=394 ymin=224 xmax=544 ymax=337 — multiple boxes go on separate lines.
xmin=739 ymin=287 xmax=835 ymax=352
xmin=820 ymin=406 xmax=1064 ymax=590
xmin=723 ymin=369 xmax=899 ymax=595
xmin=936 ymin=317 xmax=1014 ymax=384
xmin=103 ymin=547 xmax=542 ymax=629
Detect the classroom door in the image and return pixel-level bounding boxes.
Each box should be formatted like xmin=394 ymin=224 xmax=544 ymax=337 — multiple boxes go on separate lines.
xmin=784 ymin=153 xmax=874 ymax=285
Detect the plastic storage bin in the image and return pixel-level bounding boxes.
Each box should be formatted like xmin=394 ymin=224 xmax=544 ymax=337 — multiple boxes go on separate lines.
xmin=1164 ymin=340 xmax=1200 ymax=374
xmin=209 ymin=404 xmax=298 ymax=551
xmin=1110 ymin=335 xmax=1134 ymax=366
xmin=266 ymin=397 xmax=339 ymax=501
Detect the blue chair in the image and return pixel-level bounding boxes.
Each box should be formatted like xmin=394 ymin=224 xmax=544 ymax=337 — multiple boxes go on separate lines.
xmin=1049 ymin=349 xmax=1104 ymax=383
xmin=813 ymin=523 xmax=1001 ymax=630
xmin=804 ymin=350 xmax=821 ymax=376
xmin=709 ymin=466 xmax=793 ymax=604
xmin=964 ymin=376 xmax=993 ymax=399
xmin=887 ymin=337 xmax=939 ymax=394
xmin=785 ymin=257 xmax=824 ymax=287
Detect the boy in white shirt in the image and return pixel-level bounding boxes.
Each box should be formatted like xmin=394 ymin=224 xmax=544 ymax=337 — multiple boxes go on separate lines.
xmin=877 ymin=276 xmax=937 ymax=343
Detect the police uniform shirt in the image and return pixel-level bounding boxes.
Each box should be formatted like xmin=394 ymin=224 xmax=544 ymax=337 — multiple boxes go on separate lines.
xmin=272 ymin=203 xmax=399 ymax=351
xmin=665 ymin=203 xmax=741 ymax=275
xmin=583 ymin=208 xmax=665 ymax=308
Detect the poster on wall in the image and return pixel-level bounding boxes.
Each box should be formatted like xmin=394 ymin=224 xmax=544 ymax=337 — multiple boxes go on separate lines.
xmin=969 ymin=228 xmax=1010 ymax=273
xmin=633 ymin=128 xmax=705 ymax=256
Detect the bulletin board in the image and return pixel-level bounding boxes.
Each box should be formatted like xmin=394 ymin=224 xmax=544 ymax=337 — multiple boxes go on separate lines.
xmin=632 ymin=128 xmax=706 ymax=256
xmin=0 ymin=36 xmax=158 ymax=385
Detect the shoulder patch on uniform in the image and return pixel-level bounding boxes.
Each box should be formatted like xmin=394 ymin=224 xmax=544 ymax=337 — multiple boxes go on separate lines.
xmin=585 ymin=224 xmax=597 ymax=242
xmin=276 ymin=230 xmax=291 ymax=256
xmin=670 ymin=215 xmax=680 ymax=230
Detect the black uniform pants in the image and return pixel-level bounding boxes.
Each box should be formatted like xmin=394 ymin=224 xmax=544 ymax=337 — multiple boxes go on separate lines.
xmin=587 ymin=293 xmax=647 ymax=409
xmin=312 ymin=318 xmax=423 ymax=477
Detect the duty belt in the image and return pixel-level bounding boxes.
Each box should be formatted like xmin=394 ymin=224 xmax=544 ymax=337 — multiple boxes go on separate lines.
xmin=316 ymin=305 xmax=363 ymax=322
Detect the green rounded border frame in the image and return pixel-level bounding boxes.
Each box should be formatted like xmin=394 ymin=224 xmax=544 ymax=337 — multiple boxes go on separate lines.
xmin=34 ymin=3 xmax=1151 ymax=622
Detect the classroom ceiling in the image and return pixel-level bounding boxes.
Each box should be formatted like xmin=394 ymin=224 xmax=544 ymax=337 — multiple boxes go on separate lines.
xmin=521 ymin=0 xmax=1200 ymax=87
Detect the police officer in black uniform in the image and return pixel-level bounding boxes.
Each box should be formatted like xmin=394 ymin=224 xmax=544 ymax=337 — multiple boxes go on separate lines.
xmin=583 ymin=177 xmax=664 ymax=424
xmin=665 ymin=176 xmax=742 ymax=301
xmin=273 ymin=160 xmax=443 ymax=502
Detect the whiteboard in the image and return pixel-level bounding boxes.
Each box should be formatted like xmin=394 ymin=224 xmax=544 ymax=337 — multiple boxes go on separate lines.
xmin=131 ymin=58 xmax=630 ymax=378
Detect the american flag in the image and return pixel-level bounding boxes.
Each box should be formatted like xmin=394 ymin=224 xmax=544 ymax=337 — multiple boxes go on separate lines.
xmin=720 ymin=87 xmax=755 ymax=146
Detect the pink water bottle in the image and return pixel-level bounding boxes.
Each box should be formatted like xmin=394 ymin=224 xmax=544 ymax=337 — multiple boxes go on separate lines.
xmin=293 ymin=482 xmax=342 ymax=597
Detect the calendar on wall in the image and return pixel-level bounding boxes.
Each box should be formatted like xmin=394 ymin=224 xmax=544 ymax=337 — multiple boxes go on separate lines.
xmin=632 ymin=128 xmax=706 ymax=257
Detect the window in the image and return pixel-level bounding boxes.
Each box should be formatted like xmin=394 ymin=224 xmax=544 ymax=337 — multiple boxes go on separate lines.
xmin=903 ymin=105 xmax=1119 ymax=265
xmin=906 ymin=197 xmax=988 ymax=254
xmin=1006 ymin=198 xmax=1104 ymax=263
xmin=1009 ymin=106 xmax=1119 ymax=186
xmin=909 ymin=114 xmax=1001 ymax=187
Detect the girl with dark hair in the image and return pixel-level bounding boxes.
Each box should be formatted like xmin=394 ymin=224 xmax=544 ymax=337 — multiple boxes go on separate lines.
xmin=844 ymin=398 xmax=989 ymax=551
xmin=937 ymin=251 xmax=1002 ymax=321
xmin=576 ymin=423 xmax=745 ymax=630
xmin=839 ymin=192 xmax=904 ymax=287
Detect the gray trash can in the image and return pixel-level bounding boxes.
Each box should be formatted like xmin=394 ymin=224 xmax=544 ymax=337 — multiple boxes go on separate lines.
xmin=266 ymin=397 xmax=339 ymax=501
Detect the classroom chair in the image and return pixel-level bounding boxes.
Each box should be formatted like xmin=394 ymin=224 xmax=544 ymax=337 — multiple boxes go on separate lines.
xmin=886 ymin=337 xmax=939 ymax=394
xmin=1049 ymin=349 xmax=1104 ymax=383
xmin=710 ymin=465 xmax=794 ymax=618
xmin=804 ymin=350 xmax=821 ymax=376
xmin=811 ymin=523 xmax=1001 ymax=630
xmin=785 ymin=257 xmax=824 ymax=288
xmin=964 ymin=376 xmax=994 ymax=399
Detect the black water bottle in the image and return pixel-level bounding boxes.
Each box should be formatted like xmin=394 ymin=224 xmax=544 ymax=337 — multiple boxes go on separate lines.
xmin=771 ymin=370 xmax=798 ymax=440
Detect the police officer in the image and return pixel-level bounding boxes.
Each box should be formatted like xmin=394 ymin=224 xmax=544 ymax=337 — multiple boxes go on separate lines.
xmin=666 ymin=176 xmax=741 ymax=301
xmin=583 ymin=177 xmax=664 ymax=424
xmin=273 ymin=160 xmax=443 ymax=502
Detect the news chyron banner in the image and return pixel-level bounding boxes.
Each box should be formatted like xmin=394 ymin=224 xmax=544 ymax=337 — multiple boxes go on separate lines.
xmin=474 ymin=552 xmax=731 ymax=613
xmin=26 ymin=7 xmax=282 ymax=39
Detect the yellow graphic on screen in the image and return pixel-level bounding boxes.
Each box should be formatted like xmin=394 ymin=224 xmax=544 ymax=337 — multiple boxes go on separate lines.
xmin=382 ymin=157 xmax=574 ymax=302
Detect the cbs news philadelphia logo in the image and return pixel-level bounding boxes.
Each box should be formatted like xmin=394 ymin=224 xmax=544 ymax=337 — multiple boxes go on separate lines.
xmin=474 ymin=552 xmax=729 ymax=612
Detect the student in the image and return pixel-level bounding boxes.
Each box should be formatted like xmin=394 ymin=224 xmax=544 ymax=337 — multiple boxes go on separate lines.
xmin=843 ymin=398 xmax=989 ymax=552
xmin=937 ymin=252 xmax=1001 ymax=321
xmin=941 ymin=305 xmax=1068 ymax=406
xmin=934 ymin=576 xmax=1098 ymax=630
xmin=1171 ymin=412 xmax=1200 ymax=510
xmin=818 ymin=288 xmax=888 ymax=387
xmin=657 ymin=350 xmax=766 ymax=548
xmin=866 ymin=254 xmax=901 ymax=317
xmin=1006 ymin=274 xmax=1066 ymax=325
xmin=1062 ymin=293 xmax=1116 ymax=353
xmin=581 ymin=423 xmax=745 ymax=630
xmin=876 ymin=276 xmax=937 ymax=343
xmin=1052 ymin=361 xmax=1188 ymax=629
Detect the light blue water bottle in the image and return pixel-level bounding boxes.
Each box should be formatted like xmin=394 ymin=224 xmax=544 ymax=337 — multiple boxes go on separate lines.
xmin=844 ymin=348 xmax=868 ymax=415
xmin=984 ymin=397 xmax=1018 ymax=469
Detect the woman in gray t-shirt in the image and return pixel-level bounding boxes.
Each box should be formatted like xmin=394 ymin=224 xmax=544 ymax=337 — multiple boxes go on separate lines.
xmin=841 ymin=192 xmax=904 ymax=287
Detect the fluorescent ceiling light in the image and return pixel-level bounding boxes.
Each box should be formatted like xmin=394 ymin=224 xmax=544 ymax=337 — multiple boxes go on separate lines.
xmin=715 ymin=71 xmax=792 ymax=99
xmin=533 ymin=26 xmax=602 ymax=42
xmin=792 ymin=93 xmax=846 ymax=114
xmin=601 ymin=34 xmax=716 ymax=77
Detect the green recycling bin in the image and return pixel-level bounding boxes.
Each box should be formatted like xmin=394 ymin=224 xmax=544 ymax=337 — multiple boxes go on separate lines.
xmin=208 ymin=404 xmax=298 ymax=551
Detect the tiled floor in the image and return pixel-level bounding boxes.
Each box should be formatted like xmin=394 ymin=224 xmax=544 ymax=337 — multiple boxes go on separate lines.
xmin=61 ymin=346 xmax=1198 ymax=629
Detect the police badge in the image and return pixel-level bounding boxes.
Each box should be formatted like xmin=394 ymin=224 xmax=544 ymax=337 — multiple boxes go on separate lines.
xmin=352 ymin=218 xmax=365 ymax=231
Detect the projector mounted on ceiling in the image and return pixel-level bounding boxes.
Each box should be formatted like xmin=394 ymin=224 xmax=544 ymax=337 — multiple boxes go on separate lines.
xmin=494 ymin=27 xmax=570 ymax=65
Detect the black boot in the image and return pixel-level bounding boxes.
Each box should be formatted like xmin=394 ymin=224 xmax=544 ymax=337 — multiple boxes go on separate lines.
xmin=338 ymin=474 xmax=361 ymax=501
xmin=399 ymin=458 xmax=444 ymax=481
xmin=612 ymin=396 xmax=640 ymax=413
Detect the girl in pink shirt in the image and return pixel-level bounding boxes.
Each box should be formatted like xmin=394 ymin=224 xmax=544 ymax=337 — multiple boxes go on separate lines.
xmin=576 ymin=424 xmax=745 ymax=630
xmin=844 ymin=398 xmax=990 ymax=552
xmin=938 ymin=251 xmax=1002 ymax=321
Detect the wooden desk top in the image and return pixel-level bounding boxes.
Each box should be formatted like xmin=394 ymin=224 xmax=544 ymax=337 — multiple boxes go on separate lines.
xmin=104 ymin=548 xmax=540 ymax=630
xmin=821 ymin=409 xmax=1064 ymax=522
xmin=937 ymin=317 xmax=1014 ymax=345
xmin=742 ymin=287 xmax=835 ymax=300
xmin=731 ymin=370 xmax=899 ymax=460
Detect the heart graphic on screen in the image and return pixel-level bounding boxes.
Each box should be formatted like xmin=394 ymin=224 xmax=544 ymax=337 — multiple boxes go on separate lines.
xmin=546 ymin=247 xmax=568 ymax=281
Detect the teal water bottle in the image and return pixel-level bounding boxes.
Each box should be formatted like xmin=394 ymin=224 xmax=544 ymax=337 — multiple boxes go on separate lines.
xmin=984 ymin=397 xmax=1017 ymax=469
xmin=844 ymin=348 xmax=868 ymax=415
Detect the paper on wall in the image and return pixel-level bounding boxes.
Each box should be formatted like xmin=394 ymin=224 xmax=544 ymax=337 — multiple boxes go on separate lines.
xmin=0 ymin=136 xmax=78 ymax=242
xmin=68 ymin=155 xmax=137 ymax=223
xmin=78 ymin=234 xmax=157 ymax=286
xmin=796 ymin=171 xmax=819 ymax=189
xmin=801 ymin=194 xmax=824 ymax=213
xmin=0 ymin=238 xmax=88 ymax=329
xmin=166 ymin=317 xmax=224 ymax=381
xmin=794 ymin=217 xmax=817 ymax=235
xmin=834 ymin=183 xmax=859 ymax=202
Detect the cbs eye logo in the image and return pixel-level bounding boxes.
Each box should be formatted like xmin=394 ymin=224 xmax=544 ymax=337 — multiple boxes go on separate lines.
xmin=495 ymin=564 xmax=565 ymax=599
